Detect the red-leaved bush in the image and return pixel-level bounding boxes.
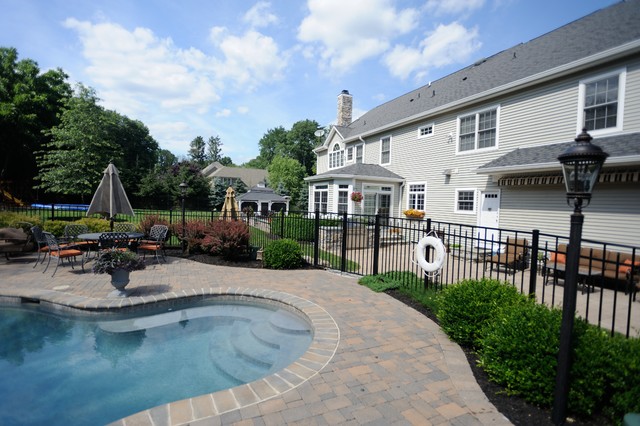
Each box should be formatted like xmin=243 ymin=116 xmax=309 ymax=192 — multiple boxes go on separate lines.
xmin=203 ymin=220 xmax=250 ymax=259
xmin=173 ymin=220 xmax=210 ymax=253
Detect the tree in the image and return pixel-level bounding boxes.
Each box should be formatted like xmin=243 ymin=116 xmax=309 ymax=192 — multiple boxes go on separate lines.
xmin=137 ymin=160 xmax=212 ymax=209
xmin=256 ymin=126 xmax=287 ymax=167
xmin=267 ymin=157 xmax=305 ymax=208
xmin=36 ymin=85 xmax=117 ymax=200
xmin=280 ymin=119 xmax=319 ymax=176
xmin=36 ymin=84 xmax=159 ymax=201
xmin=188 ymin=136 xmax=206 ymax=166
xmin=0 ymin=47 xmax=71 ymax=200
xmin=206 ymin=135 xmax=222 ymax=162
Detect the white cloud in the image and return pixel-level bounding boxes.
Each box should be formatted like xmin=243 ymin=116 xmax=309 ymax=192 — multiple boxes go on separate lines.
xmin=244 ymin=1 xmax=279 ymax=28
xmin=384 ymin=22 xmax=481 ymax=80
xmin=237 ymin=106 xmax=249 ymax=114
xmin=216 ymin=109 xmax=232 ymax=117
xmin=298 ymin=0 xmax=418 ymax=74
xmin=212 ymin=30 xmax=288 ymax=90
xmin=425 ymin=0 xmax=485 ymax=16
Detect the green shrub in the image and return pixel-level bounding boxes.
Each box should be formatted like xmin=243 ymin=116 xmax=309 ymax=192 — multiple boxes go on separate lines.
xmin=436 ymin=278 xmax=527 ymax=348
xmin=75 ymin=217 xmax=111 ymax=232
xmin=358 ymin=274 xmax=401 ymax=292
xmin=478 ymin=302 xmax=562 ymax=406
xmin=42 ymin=220 xmax=70 ymax=237
xmin=0 ymin=212 xmax=42 ymax=229
xmin=263 ymin=239 xmax=304 ymax=269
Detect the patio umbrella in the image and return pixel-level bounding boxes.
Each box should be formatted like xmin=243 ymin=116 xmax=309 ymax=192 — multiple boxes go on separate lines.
xmin=87 ymin=162 xmax=135 ymax=230
xmin=219 ymin=186 xmax=240 ymax=220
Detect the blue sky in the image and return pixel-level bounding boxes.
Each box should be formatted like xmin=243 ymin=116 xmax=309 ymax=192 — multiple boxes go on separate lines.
xmin=1 ymin=0 xmax=619 ymax=164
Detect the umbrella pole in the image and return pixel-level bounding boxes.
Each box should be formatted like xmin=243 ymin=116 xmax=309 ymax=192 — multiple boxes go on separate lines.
xmin=110 ymin=217 xmax=114 ymax=231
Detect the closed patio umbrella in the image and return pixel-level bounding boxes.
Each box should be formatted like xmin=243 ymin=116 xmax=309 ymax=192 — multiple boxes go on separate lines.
xmin=87 ymin=162 xmax=135 ymax=230
xmin=219 ymin=186 xmax=240 ymax=220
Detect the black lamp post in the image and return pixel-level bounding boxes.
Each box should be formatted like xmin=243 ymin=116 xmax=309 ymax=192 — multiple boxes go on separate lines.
xmin=179 ymin=182 xmax=188 ymax=255
xmin=552 ymin=129 xmax=608 ymax=425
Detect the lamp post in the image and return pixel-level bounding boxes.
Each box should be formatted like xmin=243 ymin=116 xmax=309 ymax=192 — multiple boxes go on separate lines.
xmin=179 ymin=182 xmax=188 ymax=255
xmin=552 ymin=129 xmax=608 ymax=425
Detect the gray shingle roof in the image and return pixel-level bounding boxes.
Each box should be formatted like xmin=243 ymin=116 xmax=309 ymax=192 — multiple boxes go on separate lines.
xmin=339 ymin=0 xmax=640 ymax=141
xmin=477 ymin=132 xmax=640 ymax=173
xmin=237 ymin=186 xmax=289 ymax=203
xmin=308 ymin=163 xmax=404 ymax=181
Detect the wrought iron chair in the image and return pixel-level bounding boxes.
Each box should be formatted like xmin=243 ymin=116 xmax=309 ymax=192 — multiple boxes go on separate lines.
xmin=113 ymin=223 xmax=137 ymax=233
xmin=98 ymin=232 xmax=131 ymax=252
xmin=30 ymin=225 xmax=50 ymax=268
xmin=42 ymin=232 xmax=84 ymax=277
xmin=138 ymin=225 xmax=168 ymax=263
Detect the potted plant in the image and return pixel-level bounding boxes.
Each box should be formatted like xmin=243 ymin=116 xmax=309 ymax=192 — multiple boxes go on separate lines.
xmin=92 ymin=249 xmax=146 ymax=292
xmin=350 ymin=191 xmax=363 ymax=203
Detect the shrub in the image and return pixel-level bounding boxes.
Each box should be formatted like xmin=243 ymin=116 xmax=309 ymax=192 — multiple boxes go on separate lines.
xmin=204 ymin=220 xmax=250 ymax=260
xmin=478 ymin=302 xmax=562 ymax=407
xmin=263 ymin=239 xmax=304 ymax=269
xmin=173 ymin=220 xmax=209 ymax=253
xmin=75 ymin=217 xmax=111 ymax=232
xmin=0 ymin=212 xmax=42 ymax=229
xmin=436 ymin=278 xmax=527 ymax=348
xmin=42 ymin=220 xmax=71 ymax=237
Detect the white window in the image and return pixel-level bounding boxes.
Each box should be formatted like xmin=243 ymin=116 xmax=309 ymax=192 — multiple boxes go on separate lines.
xmin=380 ymin=136 xmax=391 ymax=164
xmin=578 ymin=69 xmax=625 ymax=135
xmin=407 ymin=183 xmax=426 ymax=211
xmin=346 ymin=147 xmax=353 ymax=161
xmin=314 ymin=185 xmax=328 ymax=213
xmin=418 ymin=124 xmax=434 ymax=138
xmin=364 ymin=185 xmax=392 ymax=220
xmin=329 ymin=144 xmax=344 ymax=169
xmin=337 ymin=184 xmax=349 ymax=214
xmin=457 ymin=106 xmax=499 ymax=153
xmin=355 ymin=144 xmax=363 ymax=163
xmin=455 ymin=189 xmax=476 ymax=214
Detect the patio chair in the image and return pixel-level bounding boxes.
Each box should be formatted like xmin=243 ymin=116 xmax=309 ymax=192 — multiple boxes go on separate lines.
xmin=113 ymin=223 xmax=137 ymax=233
xmin=42 ymin=232 xmax=84 ymax=277
xmin=487 ymin=237 xmax=529 ymax=273
xmin=98 ymin=232 xmax=132 ymax=252
xmin=138 ymin=225 xmax=168 ymax=263
xmin=30 ymin=225 xmax=49 ymax=268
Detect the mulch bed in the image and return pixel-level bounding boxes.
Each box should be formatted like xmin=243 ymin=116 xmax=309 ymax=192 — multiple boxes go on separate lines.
xmin=165 ymin=250 xmax=607 ymax=426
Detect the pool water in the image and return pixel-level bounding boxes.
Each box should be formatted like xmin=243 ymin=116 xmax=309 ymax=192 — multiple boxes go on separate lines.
xmin=0 ymin=300 xmax=312 ymax=426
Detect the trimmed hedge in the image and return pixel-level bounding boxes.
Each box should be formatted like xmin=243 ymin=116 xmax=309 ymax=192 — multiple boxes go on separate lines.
xmin=263 ymin=238 xmax=304 ymax=269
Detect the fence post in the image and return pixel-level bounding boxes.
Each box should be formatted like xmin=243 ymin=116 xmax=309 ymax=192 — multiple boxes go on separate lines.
xmin=278 ymin=210 xmax=284 ymax=238
xmin=313 ymin=210 xmax=320 ymax=267
xmin=341 ymin=212 xmax=348 ymax=272
xmin=50 ymin=204 xmax=55 ymax=221
xmin=529 ymin=229 xmax=540 ymax=296
xmin=373 ymin=214 xmax=381 ymax=275
xmin=425 ymin=219 xmax=432 ymax=288
xmin=169 ymin=208 xmax=174 ymax=226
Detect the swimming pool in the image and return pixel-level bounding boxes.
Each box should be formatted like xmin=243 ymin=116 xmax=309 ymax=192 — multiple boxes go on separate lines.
xmin=0 ymin=298 xmax=313 ymax=426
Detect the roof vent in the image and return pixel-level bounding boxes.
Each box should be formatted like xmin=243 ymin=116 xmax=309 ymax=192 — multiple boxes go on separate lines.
xmin=473 ymin=58 xmax=486 ymax=66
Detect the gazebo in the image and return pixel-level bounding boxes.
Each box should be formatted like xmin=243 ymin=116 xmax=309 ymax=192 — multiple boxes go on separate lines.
xmin=237 ymin=182 xmax=289 ymax=216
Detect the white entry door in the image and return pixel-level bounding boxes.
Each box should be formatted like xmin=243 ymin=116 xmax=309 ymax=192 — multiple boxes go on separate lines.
xmin=478 ymin=191 xmax=500 ymax=243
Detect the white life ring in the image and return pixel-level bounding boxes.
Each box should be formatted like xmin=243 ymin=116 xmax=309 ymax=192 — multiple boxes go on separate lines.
xmin=415 ymin=236 xmax=446 ymax=273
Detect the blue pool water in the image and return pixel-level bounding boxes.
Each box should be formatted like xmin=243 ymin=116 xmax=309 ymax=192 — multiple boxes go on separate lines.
xmin=0 ymin=300 xmax=312 ymax=426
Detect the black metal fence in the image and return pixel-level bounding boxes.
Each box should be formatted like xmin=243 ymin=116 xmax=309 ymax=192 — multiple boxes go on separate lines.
xmin=2 ymin=204 xmax=638 ymax=337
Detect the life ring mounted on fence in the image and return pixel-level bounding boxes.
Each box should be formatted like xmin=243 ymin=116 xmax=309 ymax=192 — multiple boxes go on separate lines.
xmin=415 ymin=235 xmax=446 ymax=274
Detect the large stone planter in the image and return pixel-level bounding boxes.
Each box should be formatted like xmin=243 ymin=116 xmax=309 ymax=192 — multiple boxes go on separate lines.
xmin=110 ymin=268 xmax=130 ymax=291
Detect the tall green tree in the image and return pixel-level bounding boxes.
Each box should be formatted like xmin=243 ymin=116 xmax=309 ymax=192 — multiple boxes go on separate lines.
xmin=188 ymin=136 xmax=206 ymax=166
xmin=138 ymin=160 xmax=212 ymax=209
xmin=280 ymin=119 xmax=319 ymax=176
xmin=255 ymin=126 xmax=287 ymax=168
xmin=0 ymin=47 xmax=71 ymax=200
xmin=206 ymin=135 xmax=222 ymax=162
xmin=267 ymin=157 xmax=305 ymax=208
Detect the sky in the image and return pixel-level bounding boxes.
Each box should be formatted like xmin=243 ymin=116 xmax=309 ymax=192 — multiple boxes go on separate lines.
xmin=1 ymin=0 xmax=620 ymax=165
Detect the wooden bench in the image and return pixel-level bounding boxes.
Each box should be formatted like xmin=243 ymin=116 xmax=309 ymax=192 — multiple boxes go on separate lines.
xmin=544 ymin=243 xmax=639 ymax=298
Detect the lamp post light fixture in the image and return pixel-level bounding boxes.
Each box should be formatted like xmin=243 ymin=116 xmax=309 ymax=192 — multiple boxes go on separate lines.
xmin=552 ymin=128 xmax=608 ymax=425
xmin=179 ymin=182 xmax=188 ymax=255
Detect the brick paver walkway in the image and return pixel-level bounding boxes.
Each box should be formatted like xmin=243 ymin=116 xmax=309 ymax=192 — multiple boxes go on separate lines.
xmin=0 ymin=254 xmax=511 ymax=425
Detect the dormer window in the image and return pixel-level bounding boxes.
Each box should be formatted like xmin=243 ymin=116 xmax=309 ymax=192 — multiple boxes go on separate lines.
xmin=329 ymin=143 xmax=344 ymax=169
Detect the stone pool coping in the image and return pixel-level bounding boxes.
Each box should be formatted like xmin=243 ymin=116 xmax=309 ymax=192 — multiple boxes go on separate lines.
xmin=0 ymin=287 xmax=339 ymax=426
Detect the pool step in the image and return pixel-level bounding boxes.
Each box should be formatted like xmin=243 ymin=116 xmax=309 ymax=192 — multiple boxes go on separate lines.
xmin=209 ymin=324 xmax=270 ymax=385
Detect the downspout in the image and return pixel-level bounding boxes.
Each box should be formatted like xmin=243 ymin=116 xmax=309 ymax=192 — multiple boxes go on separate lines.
xmin=398 ymin=181 xmax=405 ymax=217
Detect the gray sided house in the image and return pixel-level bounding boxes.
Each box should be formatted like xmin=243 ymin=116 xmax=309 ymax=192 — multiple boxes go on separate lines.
xmin=305 ymin=0 xmax=640 ymax=248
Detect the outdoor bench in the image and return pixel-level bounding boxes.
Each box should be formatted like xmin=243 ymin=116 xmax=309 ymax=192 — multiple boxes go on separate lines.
xmin=485 ymin=237 xmax=529 ymax=273
xmin=544 ymin=243 xmax=639 ymax=298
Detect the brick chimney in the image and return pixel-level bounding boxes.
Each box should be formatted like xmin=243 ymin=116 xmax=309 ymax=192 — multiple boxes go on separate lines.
xmin=337 ymin=90 xmax=352 ymax=126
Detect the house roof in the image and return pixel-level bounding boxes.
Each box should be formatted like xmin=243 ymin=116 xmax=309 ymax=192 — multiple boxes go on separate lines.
xmin=329 ymin=0 xmax=640 ymax=144
xmin=305 ymin=163 xmax=404 ymax=182
xmin=237 ymin=186 xmax=289 ymax=203
xmin=201 ymin=163 xmax=267 ymax=188
xmin=477 ymin=132 xmax=640 ymax=175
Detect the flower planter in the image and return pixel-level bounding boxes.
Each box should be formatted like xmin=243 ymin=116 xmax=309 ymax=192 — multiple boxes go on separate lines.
xmin=110 ymin=268 xmax=130 ymax=291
